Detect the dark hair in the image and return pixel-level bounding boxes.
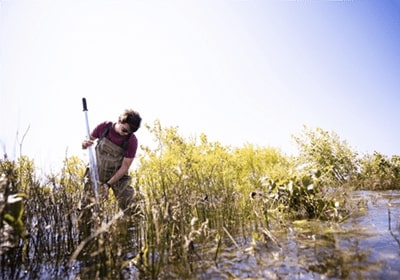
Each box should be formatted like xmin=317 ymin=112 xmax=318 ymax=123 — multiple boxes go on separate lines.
xmin=118 ymin=109 xmax=142 ymax=133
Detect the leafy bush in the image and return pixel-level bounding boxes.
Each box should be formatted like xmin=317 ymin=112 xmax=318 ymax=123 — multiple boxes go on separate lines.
xmin=357 ymin=152 xmax=400 ymax=190
xmin=293 ymin=126 xmax=360 ymax=187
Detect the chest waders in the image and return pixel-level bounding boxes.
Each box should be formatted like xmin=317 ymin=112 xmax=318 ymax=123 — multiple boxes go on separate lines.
xmin=85 ymin=123 xmax=136 ymax=212
xmin=95 ymin=136 xmax=125 ymax=183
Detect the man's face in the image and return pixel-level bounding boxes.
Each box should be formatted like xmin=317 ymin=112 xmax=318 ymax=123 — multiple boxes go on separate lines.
xmin=118 ymin=121 xmax=131 ymax=135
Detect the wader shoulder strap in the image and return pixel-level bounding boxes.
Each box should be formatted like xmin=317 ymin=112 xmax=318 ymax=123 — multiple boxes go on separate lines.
xmin=100 ymin=122 xmax=113 ymax=140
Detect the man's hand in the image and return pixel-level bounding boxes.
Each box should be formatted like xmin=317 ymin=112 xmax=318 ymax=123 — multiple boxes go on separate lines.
xmin=100 ymin=183 xmax=109 ymax=200
xmin=82 ymin=140 xmax=94 ymax=149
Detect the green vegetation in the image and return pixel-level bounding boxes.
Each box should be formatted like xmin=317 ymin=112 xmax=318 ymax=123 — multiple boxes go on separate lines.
xmin=1 ymin=122 xmax=399 ymax=278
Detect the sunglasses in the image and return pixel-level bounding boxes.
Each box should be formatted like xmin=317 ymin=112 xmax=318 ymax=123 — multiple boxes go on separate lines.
xmin=119 ymin=121 xmax=131 ymax=134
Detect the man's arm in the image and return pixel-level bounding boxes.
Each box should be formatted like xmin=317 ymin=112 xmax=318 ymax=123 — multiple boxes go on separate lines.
xmin=106 ymin=157 xmax=134 ymax=185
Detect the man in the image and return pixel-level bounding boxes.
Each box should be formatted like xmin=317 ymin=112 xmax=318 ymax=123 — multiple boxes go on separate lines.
xmin=81 ymin=109 xmax=141 ymax=212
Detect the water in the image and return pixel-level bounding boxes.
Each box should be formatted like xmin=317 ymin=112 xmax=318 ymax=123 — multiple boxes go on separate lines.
xmin=192 ymin=191 xmax=400 ymax=279
xmin=2 ymin=191 xmax=400 ymax=279
xmin=341 ymin=191 xmax=400 ymax=279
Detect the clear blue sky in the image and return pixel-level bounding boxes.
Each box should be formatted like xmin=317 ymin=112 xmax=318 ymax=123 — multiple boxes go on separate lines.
xmin=1 ymin=0 xmax=400 ymax=172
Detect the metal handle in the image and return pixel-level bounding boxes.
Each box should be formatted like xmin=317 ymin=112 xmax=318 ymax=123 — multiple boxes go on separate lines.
xmin=82 ymin=98 xmax=88 ymax=111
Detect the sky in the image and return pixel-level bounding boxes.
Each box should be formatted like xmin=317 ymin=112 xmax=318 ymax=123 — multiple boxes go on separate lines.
xmin=1 ymin=0 xmax=400 ymax=172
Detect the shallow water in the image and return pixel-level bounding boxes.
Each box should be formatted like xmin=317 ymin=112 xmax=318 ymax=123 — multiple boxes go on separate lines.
xmin=187 ymin=191 xmax=400 ymax=279
xmin=341 ymin=191 xmax=400 ymax=279
xmin=2 ymin=191 xmax=400 ymax=279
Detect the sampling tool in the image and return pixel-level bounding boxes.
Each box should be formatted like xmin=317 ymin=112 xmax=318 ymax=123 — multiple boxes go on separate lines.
xmin=82 ymin=97 xmax=99 ymax=202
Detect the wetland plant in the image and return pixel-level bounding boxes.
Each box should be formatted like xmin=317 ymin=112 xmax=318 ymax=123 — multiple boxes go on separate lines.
xmin=1 ymin=123 xmax=371 ymax=279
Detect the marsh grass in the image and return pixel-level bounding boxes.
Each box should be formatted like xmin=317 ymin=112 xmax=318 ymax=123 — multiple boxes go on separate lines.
xmin=0 ymin=124 xmax=377 ymax=279
xmin=0 ymin=156 xmax=142 ymax=279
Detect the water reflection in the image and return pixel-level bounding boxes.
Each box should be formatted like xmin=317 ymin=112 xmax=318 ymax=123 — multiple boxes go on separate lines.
xmin=191 ymin=191 xmax=400 ymax=279
xmin=74 ymin=208 xmax=144 ymax=279
xmin=198 ymin=224 xmax=380 ymax=279
xmin=1 ymin=191 xmax=400 ymax=279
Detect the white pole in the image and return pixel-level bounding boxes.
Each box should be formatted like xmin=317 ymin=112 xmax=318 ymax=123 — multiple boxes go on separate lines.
xmin=82 ymin=98 xmax=99 ymax=202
